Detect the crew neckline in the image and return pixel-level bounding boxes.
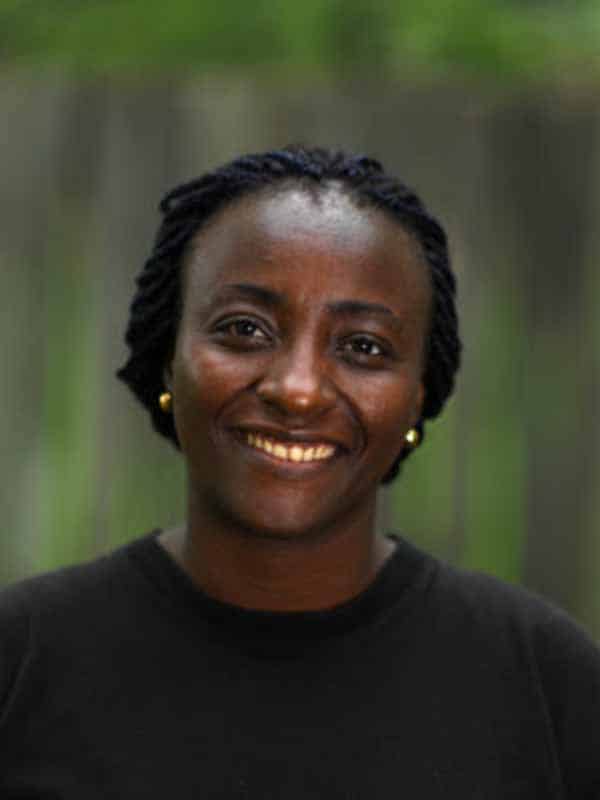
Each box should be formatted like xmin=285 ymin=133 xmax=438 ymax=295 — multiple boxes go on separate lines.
xmin=125 ymin=530 xmax=436 ymax=649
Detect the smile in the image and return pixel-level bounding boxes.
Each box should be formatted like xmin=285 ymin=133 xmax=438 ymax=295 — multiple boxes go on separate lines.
xmin=245 ymin=432 xmax=336 ymax=463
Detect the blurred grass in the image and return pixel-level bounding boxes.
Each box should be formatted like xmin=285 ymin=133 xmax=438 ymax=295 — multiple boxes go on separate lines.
xmin=460 ymin=274 xmax=526 ymax=582
xmin=36 ymin=224 xmax=100 ymax=571
xmin=1 ymin=0 xmax=599 ymax=81
xmin=392 ymin=275 xmax=526 ymax=584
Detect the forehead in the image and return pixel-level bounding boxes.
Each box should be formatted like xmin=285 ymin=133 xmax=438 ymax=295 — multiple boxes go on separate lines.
xmin=182 ymin=185 xmax=430 ymax=311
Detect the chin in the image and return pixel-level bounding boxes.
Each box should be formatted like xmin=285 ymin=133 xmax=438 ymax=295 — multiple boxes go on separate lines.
xmin=196 ymin=462 xmax=376 ymax=543
xmin=236 ymin=508 xmax=335 ymax=543
xmin=212 ymin=490 xmax=344 ymax=544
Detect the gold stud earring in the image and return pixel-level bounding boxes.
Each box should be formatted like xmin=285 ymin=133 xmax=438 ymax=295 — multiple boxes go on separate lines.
xmin=159 ymin=392 xmax=172 ymax=413
xmin=405 ymin=428 xmax=420 ymax=448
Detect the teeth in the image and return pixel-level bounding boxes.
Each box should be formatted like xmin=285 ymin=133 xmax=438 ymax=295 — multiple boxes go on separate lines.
xmin=245 ymin=433 xmax=335 ymax=463
xmin=273 ymin=443 xmax=288 ymax=459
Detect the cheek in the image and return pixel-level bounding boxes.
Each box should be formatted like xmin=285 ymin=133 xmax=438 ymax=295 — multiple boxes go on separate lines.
xmin=357 ymin=375 xmax=423 ymax=449
xmin=174 ymin=339 xmax=241 ymax=397
xmin=170 ymin=346 xmax=220 ymax=446
xmin=361 ymin=369 xmax=422 ymax=416
xmin=368 ymin=399 xmax=411 ymax=441
xmin=171 ymin=341 xmax=258 ymax=444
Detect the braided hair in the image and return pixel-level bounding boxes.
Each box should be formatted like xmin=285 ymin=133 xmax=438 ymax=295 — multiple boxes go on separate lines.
xmin=117 ymin=146 xmax=461 ymax=484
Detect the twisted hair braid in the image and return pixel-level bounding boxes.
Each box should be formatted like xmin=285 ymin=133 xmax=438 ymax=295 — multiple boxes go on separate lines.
xmin=117 ymin=146 xmax=461 ymax=483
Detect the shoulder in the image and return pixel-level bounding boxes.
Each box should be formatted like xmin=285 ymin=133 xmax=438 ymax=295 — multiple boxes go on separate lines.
xmin=428 ymin=557 xmax=600 ymax=796
xmin=432 ymin=557 xmax=598 ymax=650
xmin=427 ymin=556 xmax=600 ymax=669
xmin=0 ymin=575 xmax=34 ymax=723
xmin=0 ymin=535 xmax=154 ymax=717
xmin=0 ymin=542 xmax=134 ymax=623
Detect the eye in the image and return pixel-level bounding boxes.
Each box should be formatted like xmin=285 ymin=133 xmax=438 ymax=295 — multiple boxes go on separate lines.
xmin=215 ymin=316 xmax=270 ymax=342
xmin=341 ymin=335 xmax=388 ymax=362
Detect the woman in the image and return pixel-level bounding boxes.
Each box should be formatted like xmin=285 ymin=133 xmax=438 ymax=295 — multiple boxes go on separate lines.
xmin=1 ymin=146 xmax=598 ymax=798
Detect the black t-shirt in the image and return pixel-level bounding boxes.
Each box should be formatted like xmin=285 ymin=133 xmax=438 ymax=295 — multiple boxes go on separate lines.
xmin=1 ymin=531 xmax=599 ymax=799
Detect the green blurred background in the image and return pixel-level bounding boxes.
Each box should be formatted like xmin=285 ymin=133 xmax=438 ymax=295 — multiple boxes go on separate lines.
xmin=1 ymin=0 xmax=600 ymax=637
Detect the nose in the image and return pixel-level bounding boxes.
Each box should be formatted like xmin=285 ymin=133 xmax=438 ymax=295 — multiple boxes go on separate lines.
xmin=256 ymin=341 xmax=336 ymax=421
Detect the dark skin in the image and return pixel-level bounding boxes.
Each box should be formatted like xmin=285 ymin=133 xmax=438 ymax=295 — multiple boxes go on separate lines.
xmin=159 ymin=185 xmax=431 ymax=611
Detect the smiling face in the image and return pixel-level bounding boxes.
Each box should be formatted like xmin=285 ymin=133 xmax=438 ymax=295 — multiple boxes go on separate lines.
xmin=167 ymin=185 xmax=431 ymax=542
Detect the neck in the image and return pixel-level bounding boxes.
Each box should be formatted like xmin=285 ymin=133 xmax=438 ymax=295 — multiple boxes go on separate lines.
xmin=159 ymin=493 xmax=394 ymax=613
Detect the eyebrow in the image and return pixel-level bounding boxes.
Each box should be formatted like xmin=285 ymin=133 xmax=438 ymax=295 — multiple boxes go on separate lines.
xmin=327 ymin=299 xmax=400 ymax=326
xmin=216 ymin=283 xmax=402 ymax=328
xmin=216 ymin=283 xmax=281 ymax=308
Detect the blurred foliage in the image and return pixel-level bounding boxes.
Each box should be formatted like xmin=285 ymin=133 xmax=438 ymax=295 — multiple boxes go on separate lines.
xmin=1 ymin=0 xmax=599 ymax=79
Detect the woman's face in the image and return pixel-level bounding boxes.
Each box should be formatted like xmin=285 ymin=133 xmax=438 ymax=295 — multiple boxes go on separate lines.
xmin=168 ymin=186 xmax=431 ymax=540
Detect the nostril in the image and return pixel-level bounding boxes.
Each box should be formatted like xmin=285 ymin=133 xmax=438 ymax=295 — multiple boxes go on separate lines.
xmin=256 ymin=374 xmax=336 ymax=418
